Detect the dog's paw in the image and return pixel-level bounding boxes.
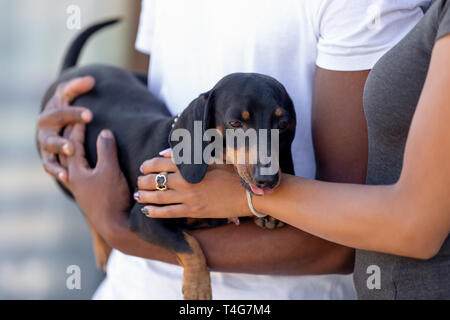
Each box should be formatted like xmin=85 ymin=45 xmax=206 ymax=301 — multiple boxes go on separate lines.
xmin=253 ymin=216 xmax=285 ymax=230
xmin=182 ymin=270 xmax=212 ymax=300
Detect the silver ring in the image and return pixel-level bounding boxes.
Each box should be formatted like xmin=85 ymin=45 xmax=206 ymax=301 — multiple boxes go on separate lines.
xmin=155 ymin=173 xmax=168 ymax=191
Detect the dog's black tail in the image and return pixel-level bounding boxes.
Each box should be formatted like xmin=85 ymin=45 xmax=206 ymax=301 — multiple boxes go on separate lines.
xmin=60 ymin=18 xmax=120 ymax=73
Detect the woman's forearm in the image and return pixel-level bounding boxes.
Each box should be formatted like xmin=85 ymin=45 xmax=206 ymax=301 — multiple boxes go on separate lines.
xmin=253 ymin=174 xmax=438 ymax=259
xmin=253 ymin=37 xmax=450 ymax=260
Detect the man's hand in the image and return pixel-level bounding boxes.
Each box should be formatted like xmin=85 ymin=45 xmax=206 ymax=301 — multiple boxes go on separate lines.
xmin=61 ymin=124 xmax=179 ymax=265
xmin=61 ymin=124 xmax=131 ymax=239
xmin=37 ymin=76 xmax=95 ymax=183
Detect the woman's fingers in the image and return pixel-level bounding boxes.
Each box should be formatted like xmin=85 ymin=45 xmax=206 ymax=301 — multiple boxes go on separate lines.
xmin=141 ymin=204 xmax=190 ymax=218
xmin=140 ymin=156 xmax=178 ymax=174
xmin=134 ymin=189 xmax=184 ymax=205
xmin=137 ymin=172 xmax=184 ymax=190
xmin=159 ymin=148 xmax=173 ymax=158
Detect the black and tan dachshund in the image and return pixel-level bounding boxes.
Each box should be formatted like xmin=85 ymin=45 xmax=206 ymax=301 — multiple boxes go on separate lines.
xmin=40 ymin=20 xmax=296 ymax=299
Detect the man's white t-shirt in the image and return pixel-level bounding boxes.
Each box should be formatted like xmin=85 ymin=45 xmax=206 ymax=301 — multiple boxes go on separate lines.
xmin=94 ymin=0 xmax=429 ymax=300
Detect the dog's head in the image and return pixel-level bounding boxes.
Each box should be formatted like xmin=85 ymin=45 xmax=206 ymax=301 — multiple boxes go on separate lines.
xmin=169 ymin=73 xmax=296 ymax=195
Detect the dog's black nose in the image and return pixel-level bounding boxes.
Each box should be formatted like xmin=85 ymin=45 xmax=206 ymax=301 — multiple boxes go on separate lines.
xmin=253 ymin=167 xmax=279 ymax=189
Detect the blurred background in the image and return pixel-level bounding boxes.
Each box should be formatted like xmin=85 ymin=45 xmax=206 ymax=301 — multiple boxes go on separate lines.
xmin=0 ymin=0 xmax=148 ymax=299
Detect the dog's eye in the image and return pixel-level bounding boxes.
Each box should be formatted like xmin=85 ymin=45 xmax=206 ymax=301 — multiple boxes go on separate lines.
xmin=279 ymin=120 xmax=289 ymax=130
xmin=229 ymin=121 xmax=242 ymax=128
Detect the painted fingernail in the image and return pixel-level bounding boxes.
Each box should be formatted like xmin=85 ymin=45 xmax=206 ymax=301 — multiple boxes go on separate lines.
xmin=139 ymin=164 xmax=144 ymax=174
xmin=81 ymin=110 xmax=92 ymax=122
xmin=141 ymin=207 xmax=149 ymax=215
xmin=133 ymin=192 xmax=140 ymax=201
xmin=159 ymin=148 xmax=172 ymax=156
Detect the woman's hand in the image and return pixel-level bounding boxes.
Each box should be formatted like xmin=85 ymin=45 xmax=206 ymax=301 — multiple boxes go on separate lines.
xmin=61 ymin=124 xmax=131 ymax=239
xmin=37 ymin=76 xmax=95 ymax=183
xmin=135 ymin=150 xmax=251 ymax=219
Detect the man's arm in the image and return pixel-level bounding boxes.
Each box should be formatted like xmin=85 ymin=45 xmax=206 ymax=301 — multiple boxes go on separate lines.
xmin=310 ymin=67 xmax=371 ymax=272
xmin=107 ymin=217 xmax=354 ymax=275
xmin=312 ymin=67 xmax=369 ymax=184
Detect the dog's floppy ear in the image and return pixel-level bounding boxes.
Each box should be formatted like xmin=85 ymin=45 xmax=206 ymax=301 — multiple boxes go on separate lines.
xmin=168 ymin=91 xmax=214 ymax=184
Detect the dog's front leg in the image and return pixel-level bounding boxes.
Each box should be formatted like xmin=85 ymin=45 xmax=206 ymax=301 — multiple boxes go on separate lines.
xmin=176 ymin=232 xmax=212 ymax=300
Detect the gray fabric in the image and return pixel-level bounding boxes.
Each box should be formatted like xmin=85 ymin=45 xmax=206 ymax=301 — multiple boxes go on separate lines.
xmin=355 ymin=0 xmax=450 ymax=299
xmin=421 ymin=0 xmax=438 ymax=13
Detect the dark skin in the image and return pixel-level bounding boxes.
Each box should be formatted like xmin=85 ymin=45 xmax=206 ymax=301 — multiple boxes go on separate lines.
xmin=313 ymin=67 xmax=369 ymax=184
xmin=310 ymin=67 xmax=371 ymax=272
xmin=38 ymin=66 xmax=369 ymax=275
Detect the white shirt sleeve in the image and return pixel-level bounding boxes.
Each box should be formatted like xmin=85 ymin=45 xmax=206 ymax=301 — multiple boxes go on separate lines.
xmin=135 ymin=0 xmax=156 ymax=55
xmin=315 ymin=0 xmax=430 ymax=71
